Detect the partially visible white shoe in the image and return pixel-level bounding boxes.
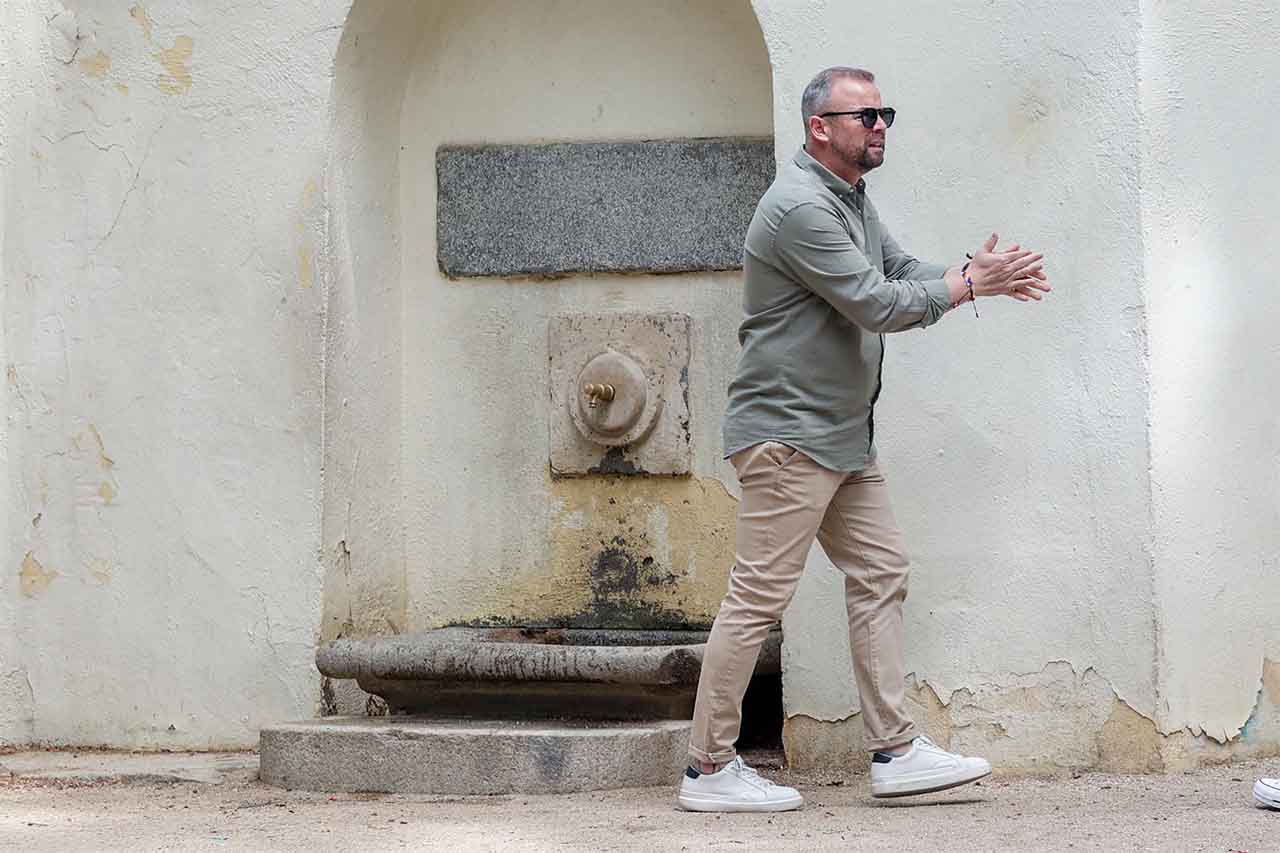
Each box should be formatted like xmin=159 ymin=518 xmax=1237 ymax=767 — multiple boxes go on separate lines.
xmin=1255 ymin=777 xmax=1280 ymax=810
xmin=869 ymin=735 xmax=992 ymax=798
xmin=677 ymin=756 xmax=804 ymax=813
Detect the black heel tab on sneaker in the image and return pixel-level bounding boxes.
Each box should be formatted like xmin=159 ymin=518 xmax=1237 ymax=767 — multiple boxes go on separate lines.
xmin=871 ymin=752 xmax=895 ymax=764
xmin=685 ymin=766 xmax=702 ymax=779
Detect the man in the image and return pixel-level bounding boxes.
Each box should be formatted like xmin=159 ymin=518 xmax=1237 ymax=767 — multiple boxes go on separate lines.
xmin=677 ymin=66 xmax=1051 ymax=813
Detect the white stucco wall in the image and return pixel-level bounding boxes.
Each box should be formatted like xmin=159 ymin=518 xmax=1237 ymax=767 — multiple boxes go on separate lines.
xmin=1 ymin=0 xmax=346 ymax=748
xmin=766 ymin=0 xmax=1159 ymax=757
xmin=1143 ymin=0 xmax=1280 ymax=743
xmin=1 ymin=0 xmax=1275 ymax=761
xmin=0 ymin=0 xmax=39 ymax=743
xmin=321 ymin=0 xmax=423 ymax=647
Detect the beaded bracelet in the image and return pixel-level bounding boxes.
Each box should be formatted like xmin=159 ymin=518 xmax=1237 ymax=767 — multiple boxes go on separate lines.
xmin=963 ymin=255 xmax=979 ymax=318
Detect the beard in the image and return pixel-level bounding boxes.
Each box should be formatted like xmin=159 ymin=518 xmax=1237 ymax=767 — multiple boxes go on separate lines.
xmin=833 ymin=135 xmax=885 ymax=172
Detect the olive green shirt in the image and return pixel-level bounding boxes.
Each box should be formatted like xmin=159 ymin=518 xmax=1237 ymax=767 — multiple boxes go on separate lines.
xmin=723 ymin=147 xmax=954 ymax=472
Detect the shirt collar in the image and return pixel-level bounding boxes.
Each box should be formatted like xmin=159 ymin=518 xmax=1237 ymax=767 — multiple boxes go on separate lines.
xmin=794 ymin=146 xmax=866 ymax=196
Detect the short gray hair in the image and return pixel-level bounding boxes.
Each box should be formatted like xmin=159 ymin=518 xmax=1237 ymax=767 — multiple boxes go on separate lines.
xmin=801 ymin=67 xmax=876 ymax=138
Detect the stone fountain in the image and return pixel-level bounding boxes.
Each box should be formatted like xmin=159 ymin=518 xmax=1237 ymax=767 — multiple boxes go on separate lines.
xmin=259 ymin=120 xmax=779 ymax=792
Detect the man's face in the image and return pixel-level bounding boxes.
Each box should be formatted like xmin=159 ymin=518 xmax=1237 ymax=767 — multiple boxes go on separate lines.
xmin=819 ymin=78 xmax=887 ymax=173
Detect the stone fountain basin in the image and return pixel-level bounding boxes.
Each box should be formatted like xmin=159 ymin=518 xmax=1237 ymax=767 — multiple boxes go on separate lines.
xmin=317 ymin=626 xmax=781 ymax=720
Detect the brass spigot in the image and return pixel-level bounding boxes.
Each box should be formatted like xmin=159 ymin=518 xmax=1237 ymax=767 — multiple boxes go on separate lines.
xmin=583 ymin=382 xmax=616 ymax=409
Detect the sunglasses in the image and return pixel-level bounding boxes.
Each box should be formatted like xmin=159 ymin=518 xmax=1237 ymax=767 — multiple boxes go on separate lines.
xmin=818 ymin=107 xmax=896 ymax=129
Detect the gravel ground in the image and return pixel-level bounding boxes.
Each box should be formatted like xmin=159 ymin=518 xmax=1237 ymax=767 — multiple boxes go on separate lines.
xmin=0 ymin=752 xmax=1276 ymax=852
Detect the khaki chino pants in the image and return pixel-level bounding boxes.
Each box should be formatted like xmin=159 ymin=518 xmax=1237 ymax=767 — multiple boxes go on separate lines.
xmin=689 ymin=441 xmax=918 ymax=762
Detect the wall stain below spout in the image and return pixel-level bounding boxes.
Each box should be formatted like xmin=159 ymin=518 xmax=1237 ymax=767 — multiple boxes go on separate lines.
xmin=586 ymin=447 xmax=641 ymax=476
xmin=456 ymin=472 xmax=738 ymax=630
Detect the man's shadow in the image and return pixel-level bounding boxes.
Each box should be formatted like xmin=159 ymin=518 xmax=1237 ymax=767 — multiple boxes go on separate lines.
xmin=872 ymin=796 xmax=987 ymax=808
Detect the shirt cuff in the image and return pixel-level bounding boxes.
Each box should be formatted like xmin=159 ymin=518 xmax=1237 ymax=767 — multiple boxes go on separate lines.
xmin=921 ymin=277 xmax=953 ymax=327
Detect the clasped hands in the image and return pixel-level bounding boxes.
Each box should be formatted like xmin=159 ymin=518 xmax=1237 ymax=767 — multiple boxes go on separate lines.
xmin=947 ymin=232 xmax=1052 ymax=305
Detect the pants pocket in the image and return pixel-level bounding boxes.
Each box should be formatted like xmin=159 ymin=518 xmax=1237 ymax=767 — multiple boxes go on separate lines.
xmin=762 ymin=441 xmax=799 ymax=469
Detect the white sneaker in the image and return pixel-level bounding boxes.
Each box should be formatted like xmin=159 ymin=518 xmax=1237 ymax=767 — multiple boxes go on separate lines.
xmin=1255 ymin=777 xmax=1280 ymax=810
xmin=676 ymin=756 xmax=804 ymax=812
xmin=869 ymin=735 xmax=992 ymax=798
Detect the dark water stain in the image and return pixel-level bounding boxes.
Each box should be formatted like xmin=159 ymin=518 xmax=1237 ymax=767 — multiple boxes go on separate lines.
xmin=678 ymin=364 xmax=691 ymax=443
xmin=319 ymin=677 xmax=338 ymax=716
xmin=580 ymin=535 xmax=690 ymax=628
xmin=587 ymin=446 xmax=643 ymax=476
xmin=459 ymin=533 xmax=700 ymax=630
xmin=459 ymin=602 xmax=699 ymax=631
xmin=590 ymin=536 xmax=677 ymax=597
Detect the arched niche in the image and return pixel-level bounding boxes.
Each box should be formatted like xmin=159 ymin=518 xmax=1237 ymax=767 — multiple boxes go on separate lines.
xmin=323 ymin=0 xmax=774 ymax=641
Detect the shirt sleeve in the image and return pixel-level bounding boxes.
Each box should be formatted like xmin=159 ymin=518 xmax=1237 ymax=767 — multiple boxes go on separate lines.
xmin=881 ymin=220 xmax=950 ymax=282
xmin=772 ymin=202 xmax=952 ymax=333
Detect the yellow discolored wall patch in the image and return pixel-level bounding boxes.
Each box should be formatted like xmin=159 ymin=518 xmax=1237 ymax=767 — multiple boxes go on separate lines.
xmin=79 ymin=51 xmax=111 ymax=79
xmin=457 ymin=473 xmax=738 ymax=629
xmin=20 ymin=553 xmax=58 ymax=597
xmin=296 ymin=178 xmax=319 ymax=289
xmin=88 ymin=558 xmax=113 ymax=585
xmin=1098 ymin=696 xmax=1165 ymax=772
xmin=156 ymin=36 xmax=194 ymax=95
xmin=88 ymin=424 xmax=115 ymax=470
xmin=298 ymin=245 xmax=314 ymax=289
xmin=1264 ymin=658 xmax=1280 ymax=707
xmin=302 ymin=177 xmax=319 ymax=211
xmin=906 ymin=676 xmax=955 ymax=747
xmin=130 ymin=5 xmax=154 ymax=43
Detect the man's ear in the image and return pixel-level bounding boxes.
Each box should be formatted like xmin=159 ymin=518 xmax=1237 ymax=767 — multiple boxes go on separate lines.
xmin=807 ymin=115 xmax=828 ymax=144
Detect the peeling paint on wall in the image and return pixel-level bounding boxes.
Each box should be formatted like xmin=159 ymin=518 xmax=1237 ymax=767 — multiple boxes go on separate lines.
xmin=783 ymin=659 xmax=1280 ymax=772
xmin=19 ymin=553 xmax=57 ymax=598
xmin=67 ymin=424 xmax=120 ymax=506
xmin=130 ymin=6 xmax=154 ymax=43
xmin=155 ymin=36 xmax=194 ymax=95
xmin=1098 ymin=697 xmax=1163 ymax=773
xmin=78 ymin=51 xmax=110 ymax=79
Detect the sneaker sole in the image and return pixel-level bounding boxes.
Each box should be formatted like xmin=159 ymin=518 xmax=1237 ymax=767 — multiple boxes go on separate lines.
xmin=871 ymin=766 xmax=992 ymax=799
xmin=677 ymin=793 xmax=804 ymax=813
xmin=1255 ymin=781 xmax=1280 ymax=810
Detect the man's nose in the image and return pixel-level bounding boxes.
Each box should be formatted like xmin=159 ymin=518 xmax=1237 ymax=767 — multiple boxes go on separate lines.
xmin=873 ymin=115 xmax=888 ymax=131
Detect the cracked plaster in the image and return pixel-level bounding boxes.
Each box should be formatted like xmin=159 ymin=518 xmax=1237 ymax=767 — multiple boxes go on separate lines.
xmin=784 ymin=658 xmax=1280 ymax=773
xmin=767 ymin=0 xmax=1278 ymax=770
xmin=1 ymin=0 xmax=1276 ymax=763
xmin=2 ymin=0 xmax=338 ymax=748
